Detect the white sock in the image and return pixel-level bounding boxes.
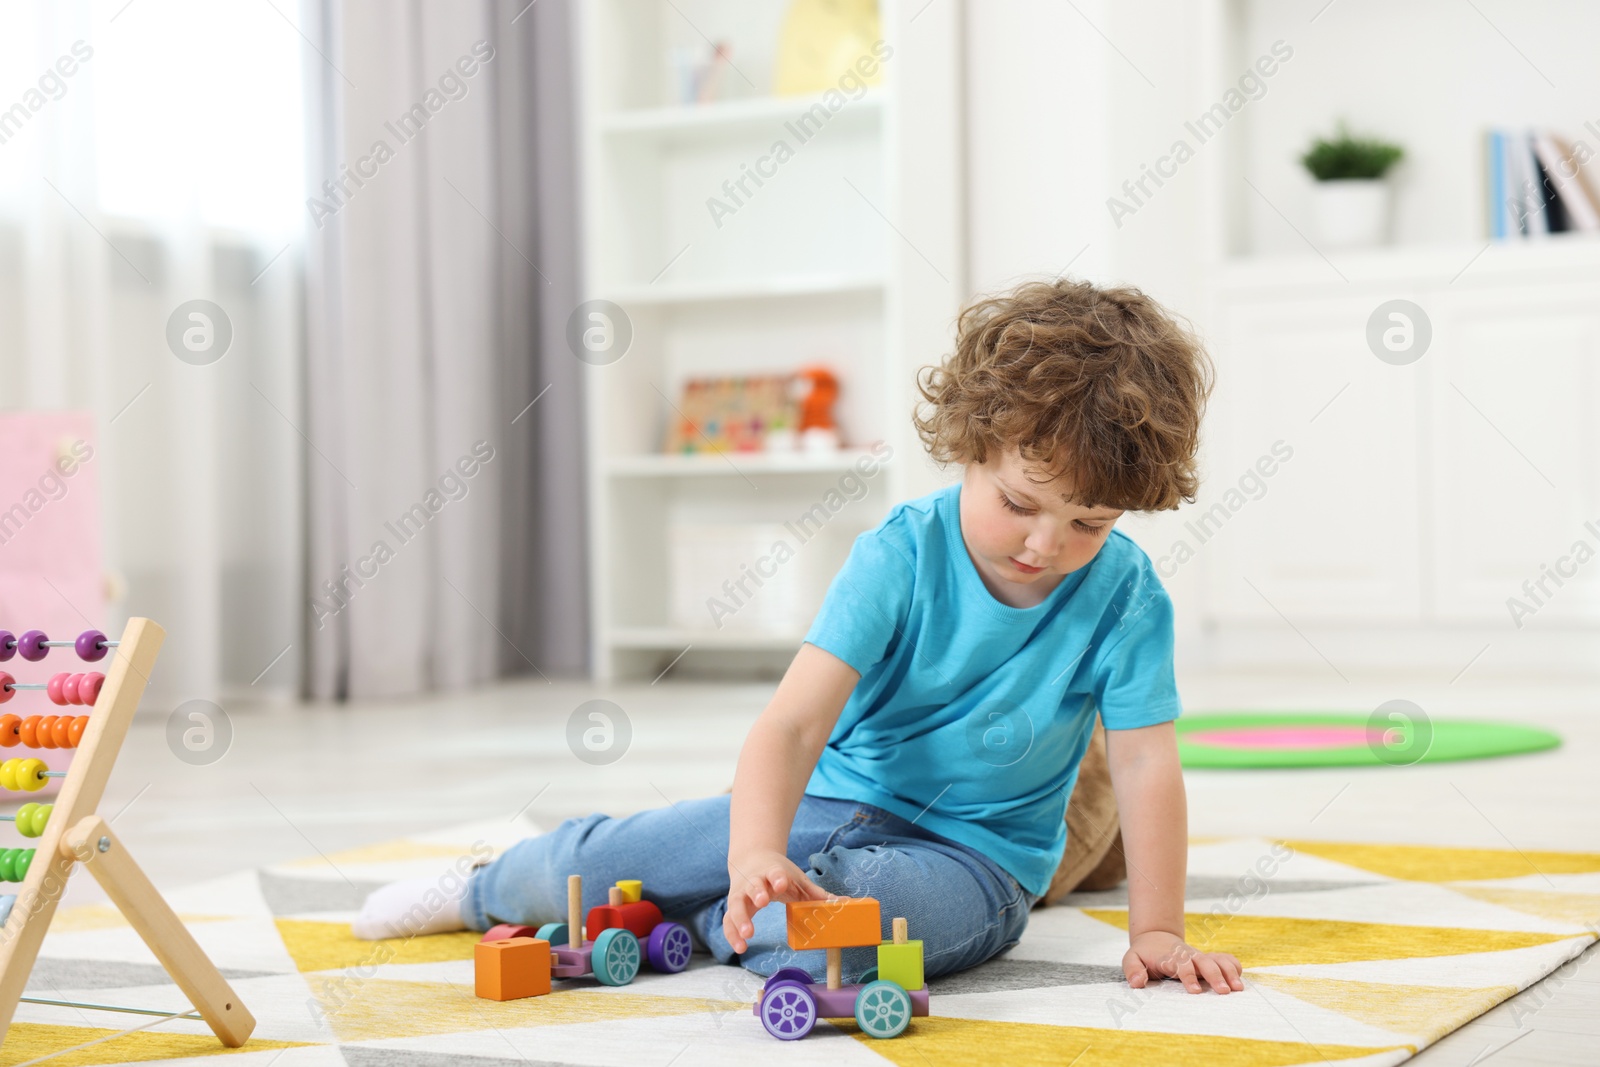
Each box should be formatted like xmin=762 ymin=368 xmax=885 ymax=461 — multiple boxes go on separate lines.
xmin=352 ymin=874 xmax=470 ymax=940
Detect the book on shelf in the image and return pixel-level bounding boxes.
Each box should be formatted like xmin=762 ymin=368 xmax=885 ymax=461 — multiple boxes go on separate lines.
xmin=1486 ymin=126 xmax=1600 ymax=240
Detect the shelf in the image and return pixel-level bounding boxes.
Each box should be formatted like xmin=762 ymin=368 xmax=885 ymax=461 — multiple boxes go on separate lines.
xmin=604 ymin=272 xmax=885 ymax=307
xmin=607 ymin=448 xmax=886 ymax=477
xmin=600 ymin=90 xmax=887 ymax=146
xmin=1215 ymin=234 xmax=1600 ymax=293
xmin=608 ymin=626 xmax=806 ymax=651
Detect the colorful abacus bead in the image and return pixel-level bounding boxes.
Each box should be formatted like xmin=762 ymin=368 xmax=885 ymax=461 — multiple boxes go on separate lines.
xmin=76 ymin=630 xmax=110 ymax=662
xmin=0 ymin=714 xmax=17 ymax=746
xmin=78 ymin=673 xmax=105 ymax=705
xmin=0 ymin=758 xmax=49 ymax=792
xmin=0 ymin=672 xmax=13 ymax=705
xmin=17 ymin=718 xmax=43 ymax=748
xmin=17 ymin=631 xmax=49 ymax=662
xmin=0 ymin=633 xmax=13 ymax=662
xmin=47 ymin=673 xmax=68 ymax=705
xmin=13 ymin=803 xmax=52 ymax=837
xmin=0 ymin=847 xmax=34 ymax=882
xmin=34 ymin=716 xmax=58 ymax=749
xmin=67 ymin=715 xmax=88 ymax=747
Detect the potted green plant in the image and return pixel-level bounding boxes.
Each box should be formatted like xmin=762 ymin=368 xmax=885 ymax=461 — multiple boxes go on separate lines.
xmin=1301 ymin=123 xmax=1404 ymax=248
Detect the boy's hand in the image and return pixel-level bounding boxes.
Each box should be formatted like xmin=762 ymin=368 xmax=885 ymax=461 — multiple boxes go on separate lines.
xmin=1122 ymin=930 xmax=1244 ymax=994
xmin=723 ymin=850 xmax=831 ymax=954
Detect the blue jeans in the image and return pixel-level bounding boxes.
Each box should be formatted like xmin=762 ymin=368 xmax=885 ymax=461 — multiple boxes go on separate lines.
xmin=461 ymin=793 xmax=1039 ymax=983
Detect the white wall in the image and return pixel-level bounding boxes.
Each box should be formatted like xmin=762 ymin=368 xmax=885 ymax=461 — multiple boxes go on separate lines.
xmin=964 ymin=0 xmax=1213 ymax=657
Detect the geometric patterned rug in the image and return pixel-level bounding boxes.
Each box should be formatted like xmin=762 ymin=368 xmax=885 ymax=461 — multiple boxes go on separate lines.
xmin=5 ymin=817 xmax=1598 ymax=1067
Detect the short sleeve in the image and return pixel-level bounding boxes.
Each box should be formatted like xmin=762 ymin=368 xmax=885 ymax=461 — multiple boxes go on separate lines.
xmin=1090 ymin=557 xmax=1182 ymax=730
xmin=802 ymin=527 xmax=915 ymax=676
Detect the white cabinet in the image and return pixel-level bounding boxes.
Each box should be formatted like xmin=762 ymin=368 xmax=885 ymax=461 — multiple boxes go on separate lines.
xmin=1207 ymin=242 xmax=1600 ymax=633
xmin=1206 ymin=290 xmax=1424 ymax=623
xmin=1427 ymin=279 xmax=1600 ymax=623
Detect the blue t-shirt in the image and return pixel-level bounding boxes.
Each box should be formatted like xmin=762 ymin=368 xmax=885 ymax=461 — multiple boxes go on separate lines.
xmin=801 ymin=481 xmax=1182 ymax=897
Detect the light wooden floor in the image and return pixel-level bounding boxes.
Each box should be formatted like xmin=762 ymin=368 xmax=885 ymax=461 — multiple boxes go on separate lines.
xmin=18 ymin=666 xmax=1600 ymax=1065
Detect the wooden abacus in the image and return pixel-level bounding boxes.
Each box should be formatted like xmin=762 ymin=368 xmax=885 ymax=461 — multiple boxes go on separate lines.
xmin=0 ymin=618 xmax=254 ymax=1050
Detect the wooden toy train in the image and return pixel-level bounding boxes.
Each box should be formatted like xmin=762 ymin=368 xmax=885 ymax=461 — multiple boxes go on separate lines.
xmin=474 ymin=875 xmax=692 ymax=999
xmin=754 ymin=896 xmax=926 ymax=1040
xmin=474 ymin=880 xmax=928 ymax=1041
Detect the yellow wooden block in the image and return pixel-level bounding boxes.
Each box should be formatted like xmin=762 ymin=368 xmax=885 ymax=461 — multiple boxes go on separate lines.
xmin=615 ymin=879 xmax=643 ymax=904
xmin=877 ymin=939 xmax=924 ymax=991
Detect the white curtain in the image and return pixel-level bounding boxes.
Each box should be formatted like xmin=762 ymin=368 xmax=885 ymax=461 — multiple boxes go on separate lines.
xmin=302 ymin=0 xmax=588 ymax=698
xmin=0 ymin=1 xmax=305 ymax=706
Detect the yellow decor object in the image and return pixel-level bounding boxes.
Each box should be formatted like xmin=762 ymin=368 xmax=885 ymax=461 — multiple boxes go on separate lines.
xmin=773 ymin=0 xmax=884 ymax=97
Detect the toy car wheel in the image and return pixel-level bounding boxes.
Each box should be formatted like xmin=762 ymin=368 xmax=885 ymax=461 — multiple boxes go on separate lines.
xmin=592 ymin=927 xmax=641 ymax=986
xmin=763 ymin=967 xmax=812 ymax=991
xmin=645 ymin=920 xmax=693 ymax=973
xmin=534 ymin=922 xmax=568 ymax=945
xmin=759 ymin=979 xmax=817 ymax=1040
xmin=857 ymin=965 xmax=878 ymax=984
xmin=854 ymin=979 xmax=912 ymax=1039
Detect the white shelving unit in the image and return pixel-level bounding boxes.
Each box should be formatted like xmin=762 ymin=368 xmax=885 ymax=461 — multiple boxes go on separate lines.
xmin=576 ymin=1 xmax=963 ymax=681
xmin=1175 ymin=0 xmax=1600 ymax=673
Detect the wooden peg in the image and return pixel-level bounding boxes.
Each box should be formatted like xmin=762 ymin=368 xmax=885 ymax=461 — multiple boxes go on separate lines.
xmin=608 ymin=886 xmax=623 ymax=907
xmin=893 ymin=917 xmax=908 ymax=944
xmin=567 ymin=874 xmax=582 ymax=950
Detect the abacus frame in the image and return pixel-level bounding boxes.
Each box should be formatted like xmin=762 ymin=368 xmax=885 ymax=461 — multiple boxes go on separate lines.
xmin=0 ymin=618 xmax=255 ymax=1050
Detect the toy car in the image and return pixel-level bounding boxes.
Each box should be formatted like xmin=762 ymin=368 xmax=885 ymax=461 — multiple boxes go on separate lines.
xmin=752 ymin=897 xmax=927 ymax=1040
xmin=477 ymin=875 xmax=693 ymax=997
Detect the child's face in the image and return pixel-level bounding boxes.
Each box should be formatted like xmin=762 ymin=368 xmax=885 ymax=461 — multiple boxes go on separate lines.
xmin=959 ymin=448 xmax=1123 ymax=592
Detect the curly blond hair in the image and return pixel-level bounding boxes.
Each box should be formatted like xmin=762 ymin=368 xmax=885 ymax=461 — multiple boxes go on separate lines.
xmin=913 ymin=278 xmax=1214 ymax=512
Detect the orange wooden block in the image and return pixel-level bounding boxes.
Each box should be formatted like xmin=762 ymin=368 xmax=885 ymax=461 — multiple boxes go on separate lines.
xmin=785 ymin=897 xmax=881 ymax=950
xmin=475 ymin=937 xmax=551 ymax=1001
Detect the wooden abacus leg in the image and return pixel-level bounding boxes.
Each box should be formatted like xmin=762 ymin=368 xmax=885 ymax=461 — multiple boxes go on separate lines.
xmin=827 ymin=946 xmax=842 ymax=990
xmin=60 ymin=816 xmax=255 ymax=1048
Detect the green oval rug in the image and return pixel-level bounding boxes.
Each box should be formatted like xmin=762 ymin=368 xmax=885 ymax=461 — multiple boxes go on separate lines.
xmin=1176 ymin=711 xmax=1562 ymax=768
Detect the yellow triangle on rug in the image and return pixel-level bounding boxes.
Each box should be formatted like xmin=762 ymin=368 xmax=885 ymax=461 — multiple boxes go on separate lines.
xmin=1248 ymin=973 xmax=1517 ymax=1044
xmin=275 ymin=919 xmax=478 ymax=973
xmin=852 ymin=1015 xmax=1409 ymax=1067
xmin=1446 ymin=885 xmax=1600 ymax=927
xmin=1082 ymin=909 xmax=1572 ymax=968
xmin=1278 ymin=841 xmax=1600 ymax=883
xmin=1 ymin=1023 xmax=308 ymax=1067
xmin=308 ymin=977 xmax=749 ymax=1043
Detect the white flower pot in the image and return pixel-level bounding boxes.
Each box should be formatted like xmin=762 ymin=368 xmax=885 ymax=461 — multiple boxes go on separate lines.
xmin=1311 ymin=179 xmax=1391 ymax=248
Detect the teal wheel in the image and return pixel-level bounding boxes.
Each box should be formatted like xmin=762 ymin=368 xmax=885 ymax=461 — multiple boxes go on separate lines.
xmin=534 ymin=922 xmax=568 ymax=944
xmin=857 ymin=966 xmax=878 ymax=984
xmin=592 ymin=927 xmax=641 ymax=985
xmin=854 ymin=979 xmax=912 ymax=1039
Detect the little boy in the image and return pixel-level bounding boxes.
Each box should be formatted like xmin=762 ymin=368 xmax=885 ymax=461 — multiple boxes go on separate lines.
xmin=357 ymin=278 xmax=1243 ymax=995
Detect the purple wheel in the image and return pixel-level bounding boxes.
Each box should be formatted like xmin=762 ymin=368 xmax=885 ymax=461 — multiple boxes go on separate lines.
xmin=0 ymin=632 xmax=14 ymax=663
xmin=75 ymin=631 xmax=108 ymax=662
xmin=17 ymin=631 xmax=47 ymax=663
xmin=645 ymin=921 xmax=692 ymax=973
xmin=763 ymin=967 xmax=812 ymax=992
xmin=759 ymin=980 xmax=816 ymax=1040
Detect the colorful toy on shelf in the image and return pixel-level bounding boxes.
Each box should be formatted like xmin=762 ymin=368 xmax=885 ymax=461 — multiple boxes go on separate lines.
xmin=754 ymin=897 xmax=928 ymax=1041
xmin=0 ymin=619 xmax=254 ymax=1051
xmin=473 ymin=875 xmax=694 ymax=1001
xmin=791 ymin=364 xmax=842 ymax=453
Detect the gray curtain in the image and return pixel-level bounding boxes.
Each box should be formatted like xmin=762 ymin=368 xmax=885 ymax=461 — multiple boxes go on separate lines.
xmin=302 ymin=0 xmax=587 ymax=698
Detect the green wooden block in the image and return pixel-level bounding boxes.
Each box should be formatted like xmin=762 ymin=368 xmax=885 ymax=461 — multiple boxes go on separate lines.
xmin=877 ymin=939 xmax=924 ymax=991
